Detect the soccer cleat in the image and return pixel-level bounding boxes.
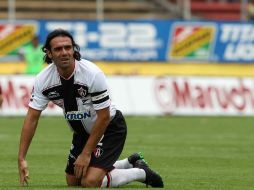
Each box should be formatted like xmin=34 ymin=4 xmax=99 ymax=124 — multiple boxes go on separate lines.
xmin=128 ymin=152 xmax=146 ymax=166
xmin=134 ymin=159 xmax=164 ymax=188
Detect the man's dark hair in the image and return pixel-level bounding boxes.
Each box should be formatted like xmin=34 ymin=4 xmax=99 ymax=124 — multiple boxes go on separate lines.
xmin=42 ymin=29 xmax=81 ymax=64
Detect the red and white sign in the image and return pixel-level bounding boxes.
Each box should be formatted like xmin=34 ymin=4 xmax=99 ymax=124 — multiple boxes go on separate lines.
xmin=0 ymin=75 xmax=62 ymax=116
xmin=152 ymin=76 xmax=254 ymax=115
xmin=1 ymin=75 xmax=254 ymax=116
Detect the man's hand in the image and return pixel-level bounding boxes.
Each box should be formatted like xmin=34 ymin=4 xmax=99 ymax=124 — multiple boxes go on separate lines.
xmin=18 ymin=160 xmax=29 ymax=186
xmin=74 ymin=153 xmax=91 ymax=179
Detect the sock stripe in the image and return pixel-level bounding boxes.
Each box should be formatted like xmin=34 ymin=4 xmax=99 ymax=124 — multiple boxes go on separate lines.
xmin=106 ymin=173 xmax=111 ymax=187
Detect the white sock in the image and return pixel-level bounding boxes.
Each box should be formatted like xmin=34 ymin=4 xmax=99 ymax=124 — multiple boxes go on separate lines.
xmin=101 ymin=168 xmax=146 ymax=188
xmin=113 ymin=158 xmax=133 ymax=169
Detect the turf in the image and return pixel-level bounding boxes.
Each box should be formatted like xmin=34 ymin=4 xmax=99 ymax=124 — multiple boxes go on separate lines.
xmin=0 ymin=116 xmax=254 ymax=190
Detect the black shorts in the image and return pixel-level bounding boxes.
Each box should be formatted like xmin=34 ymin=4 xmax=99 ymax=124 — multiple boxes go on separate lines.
xmin=65 ymin=110 xmax=127 ymax=175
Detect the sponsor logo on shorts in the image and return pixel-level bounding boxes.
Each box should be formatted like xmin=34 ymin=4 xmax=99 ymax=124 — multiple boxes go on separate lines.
xmin=93 ymin=147 xmax=103 ymax=158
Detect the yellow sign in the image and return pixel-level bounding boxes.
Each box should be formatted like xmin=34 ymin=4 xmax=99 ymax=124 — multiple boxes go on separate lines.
xmin=0 ymin=25 xmax=35 ymax=56
xmin=170 ymin=25 xmax=215 ymax=59
xmin=0 ymin=62 xmax=254 ymax=77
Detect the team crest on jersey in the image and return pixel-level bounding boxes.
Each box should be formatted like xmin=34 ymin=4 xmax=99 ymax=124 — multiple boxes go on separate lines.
xmin=93 ymin=147 xmax=103 ymax=158
xmin=78 ymin=87 xmax=87 ymax=98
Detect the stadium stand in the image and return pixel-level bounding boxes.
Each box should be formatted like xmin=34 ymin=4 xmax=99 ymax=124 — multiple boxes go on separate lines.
xmin=0 ymin=0 xmax=181 ymax=20
xmin=190 ymin=0 xmax=243 ymax=20
xmin=1 ymin=0 xmax=245 ymax=21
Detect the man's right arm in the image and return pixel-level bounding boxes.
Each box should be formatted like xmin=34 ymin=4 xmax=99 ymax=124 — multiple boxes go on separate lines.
xmin=18 ymin=107 xmax=42 ymax=186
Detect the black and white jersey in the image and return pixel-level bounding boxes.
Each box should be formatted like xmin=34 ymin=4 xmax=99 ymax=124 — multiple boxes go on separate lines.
xmin=29 ymin=59 xmax=116 ymax=135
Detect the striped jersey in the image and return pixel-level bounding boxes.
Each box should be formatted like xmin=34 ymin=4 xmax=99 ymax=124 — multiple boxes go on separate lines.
xmin=29 ymin=59 xmax=116 ymax=135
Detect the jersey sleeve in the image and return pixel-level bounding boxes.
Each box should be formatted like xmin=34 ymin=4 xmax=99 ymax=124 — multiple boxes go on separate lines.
xmin=90 ymin=72 xmax=110 ymax=110
xmin=28 ymin=77 xmax=49 ymax=110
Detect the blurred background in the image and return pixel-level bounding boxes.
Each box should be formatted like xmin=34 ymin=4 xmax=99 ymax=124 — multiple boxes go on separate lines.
xmin=1 ymin=0 xmax=254 ymax=116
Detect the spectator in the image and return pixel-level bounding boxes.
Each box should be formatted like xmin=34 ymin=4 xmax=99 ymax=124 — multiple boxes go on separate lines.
xmin=19 ymin=36 xmax=45 ymax=75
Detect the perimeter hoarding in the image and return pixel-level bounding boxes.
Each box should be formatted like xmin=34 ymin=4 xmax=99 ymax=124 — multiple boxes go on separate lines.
xmin=0 ymin=20 xmax=39 ymax=60
xmin=1 ymin=19 xmax=254 ymax=63
xmin=1 ymin=75 xmax=254 ymax=116
xmin=214 ymin=22 xmax=254 ymax=63
xmin=40 ymin=20 xmax=170 ymax=61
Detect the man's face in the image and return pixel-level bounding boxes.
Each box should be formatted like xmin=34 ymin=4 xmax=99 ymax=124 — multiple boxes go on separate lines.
xmin=47 ymin=36 xmax=75 ymax=69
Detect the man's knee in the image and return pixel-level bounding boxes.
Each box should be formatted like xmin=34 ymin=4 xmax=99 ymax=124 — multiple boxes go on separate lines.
xmin=81 ymin=176 xmax=102 ymax=187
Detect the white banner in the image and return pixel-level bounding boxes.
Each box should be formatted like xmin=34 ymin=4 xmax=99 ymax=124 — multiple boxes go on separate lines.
xmin=1 ymin=75 xmax=254 ymax=116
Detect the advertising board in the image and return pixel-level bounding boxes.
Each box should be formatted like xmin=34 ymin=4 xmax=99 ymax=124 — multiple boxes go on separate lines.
xmin=1 ymin=75 xmax=254 ymax=116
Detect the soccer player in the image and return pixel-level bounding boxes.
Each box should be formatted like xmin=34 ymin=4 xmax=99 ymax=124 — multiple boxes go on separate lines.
xmin=18 ymin=29 xmax=163 ymax=188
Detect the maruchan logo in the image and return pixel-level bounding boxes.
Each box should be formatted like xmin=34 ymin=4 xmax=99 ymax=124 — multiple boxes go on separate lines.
xmin=154 ymin=77 xmax=254 ymax=114
xmin=154 ymin=77 xmax=176 ymax=114
xmin=64 ymin=111 xmax=91 ymax=120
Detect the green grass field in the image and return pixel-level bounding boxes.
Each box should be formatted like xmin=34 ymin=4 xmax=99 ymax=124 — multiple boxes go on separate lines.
xmin=0 ymin=116 xmax=254 ymax=190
